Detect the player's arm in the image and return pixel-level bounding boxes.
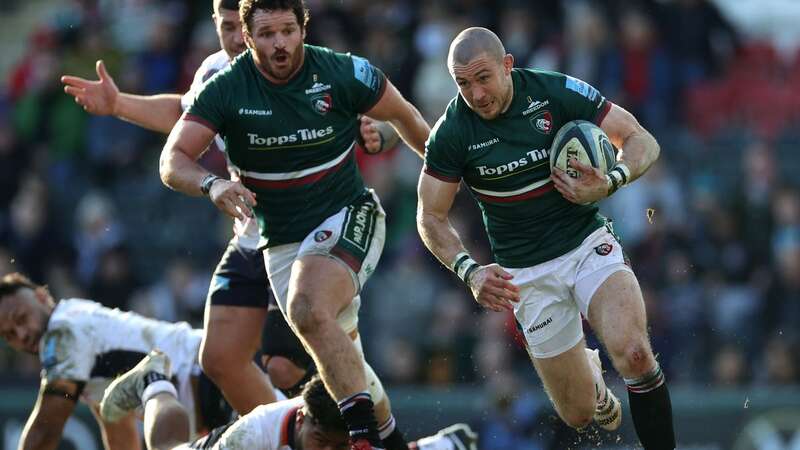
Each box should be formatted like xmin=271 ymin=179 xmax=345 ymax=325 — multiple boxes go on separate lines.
xmin=18 ymin=379 xmax=81 ymax=450
xmin=599 ymin=102 xmax=660 ymax=184
xmin=90 ymin=404 xmax=142 ymax=450
xmin=363 ymin=80 xmax=430 ymax=158
xmin=552 ymin=103 xmax=660 ymax=204
xmin=61 ymin=60 xmax=183 ymax=134
xmin=160 ymin=118 xmax=256 ymax=221
xmin=416 ymin=173 xmax=519 ymax=311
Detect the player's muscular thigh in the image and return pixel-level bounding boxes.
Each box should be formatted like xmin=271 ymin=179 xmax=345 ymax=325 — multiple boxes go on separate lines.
xmin=287 ymin=255 xmax=356 ymax=332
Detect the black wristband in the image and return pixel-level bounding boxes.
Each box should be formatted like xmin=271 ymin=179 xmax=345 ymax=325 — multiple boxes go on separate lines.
xmin=200 ymin=174 xmax=222 ymax=196
xmin=462 ymin=263 xmax=480 ymax=285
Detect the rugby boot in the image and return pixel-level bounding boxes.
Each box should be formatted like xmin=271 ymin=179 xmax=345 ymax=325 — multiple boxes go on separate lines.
xmin=100 ymin=350 xmax=172 ymax=422
xmin=587 ymin=348 xmax=622 ymax=431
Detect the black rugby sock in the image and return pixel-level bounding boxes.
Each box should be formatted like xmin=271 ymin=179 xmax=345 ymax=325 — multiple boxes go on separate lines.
xmin=625 ymin=365 xmax=676 ymax=450
xmin=379 ymin=415 xmax=409 ymax=450
xmin=338 ymin=392 xmax=384 ymax=448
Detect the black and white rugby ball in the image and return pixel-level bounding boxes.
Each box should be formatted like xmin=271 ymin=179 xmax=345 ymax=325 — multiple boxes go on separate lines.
xmin=549 ymin=120 xmax=616 ymax=178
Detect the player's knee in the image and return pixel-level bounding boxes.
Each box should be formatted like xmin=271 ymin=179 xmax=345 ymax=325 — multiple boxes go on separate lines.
xmin=266 ymin=356 xmax=306 ymax=390
xmin=287 ymin=293 xmax=333 ymax=336
xmin=200 ymin=339 xmax=247 ymax=379
xmin=609 ymin=339 xmax=654 ymax=377
xmin=561 ymin=404 xmax=595 ymax=430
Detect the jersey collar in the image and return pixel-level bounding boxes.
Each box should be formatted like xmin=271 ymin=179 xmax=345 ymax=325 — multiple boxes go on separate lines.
xmin=280 ymin=406 xmax=300 ymax=448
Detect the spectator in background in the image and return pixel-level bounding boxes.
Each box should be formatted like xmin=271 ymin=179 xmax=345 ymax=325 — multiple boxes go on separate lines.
xmin=659 ymin=0 xmax=740 ymax=87
xmin=711 ymin=343 xmax=748 ymax=387
xmin=661 ymin=249 xmax=707 ymax=381
xmin=610 ymin=7 xmax=673 ymax=130
xmin=735 ymin=141 xmax=777 ymax=266
xmin=88 ymin=245 xmax=139 ymax=311
xmin=3 ymin=174 xmax=61 ymax=282
xmin=130 ymin=257 xmax=209 ymax=325
xmin=73 ymin=191 xmax=125 ymax=286
xmin=758 ymin=336 xmax=799 ymax=385
xmin=559 ymin=1 xmax=614 ymax=90
xmin=0 ymin=120 xmax=28 ymax=216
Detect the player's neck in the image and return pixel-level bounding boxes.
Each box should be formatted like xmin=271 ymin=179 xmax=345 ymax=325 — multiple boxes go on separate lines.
xmin=499 ymin=77 xmax=514 ymax=114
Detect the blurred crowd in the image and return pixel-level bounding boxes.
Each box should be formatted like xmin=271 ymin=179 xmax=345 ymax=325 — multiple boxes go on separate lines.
xmin=2 ymin=0 xmax=800 ymax=444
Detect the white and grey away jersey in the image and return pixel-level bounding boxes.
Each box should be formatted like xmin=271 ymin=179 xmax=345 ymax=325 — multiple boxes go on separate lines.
xmin=39 ymin=299 xmax=202 ymax=405
xmin=183 ymin=397 xmax=304 ymax=450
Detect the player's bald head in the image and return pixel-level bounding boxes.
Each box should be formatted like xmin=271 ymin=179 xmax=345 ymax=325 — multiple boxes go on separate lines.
xmin=448 ymin=27 xmax=506 ymax=68
xmin=214 ymin=0 xmax=239 ymax=13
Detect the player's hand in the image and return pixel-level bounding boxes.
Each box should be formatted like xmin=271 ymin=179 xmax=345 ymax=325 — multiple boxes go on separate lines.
xmin=359 ymin=116 xmax=383 ymax=154
xmin=61 ymin=60 xmax=119 ymax=115
xmin=467 ymin=264 xmax=520 ymax=312
xmin=209 ymin=180 xmax=258 ymax=221
xmin=551 ymin=158 xmax=608 ymax=204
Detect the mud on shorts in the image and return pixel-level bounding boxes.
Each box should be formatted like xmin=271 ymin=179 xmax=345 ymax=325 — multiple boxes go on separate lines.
xmin=263 ymin=189 xmax=386 ymax=335
xmin=509 ymin=225 xmax=633 ymax=359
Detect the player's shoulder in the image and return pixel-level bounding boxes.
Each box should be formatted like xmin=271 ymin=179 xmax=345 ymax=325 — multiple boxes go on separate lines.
xmin=195 ymin=50 xmax=231 ymax=83
xmin=246 ymin=397 xmax=304 ymax=427
xmin=306 ymin=44 xmax=354 ymax=65
xmin=207 ymin=49 xmax=252 ymax=84
xmin=514 ymin=67 xmax=569 ymax=89
xmin=307 ymin=44 xmax=378 ymax=81
xmin=431 ymin=96 xmax=469 ymax=136
xmin=49 ymin=298 xmax=102 ymax=326
xmin=516 ymin=68 xmax=600 ymax=99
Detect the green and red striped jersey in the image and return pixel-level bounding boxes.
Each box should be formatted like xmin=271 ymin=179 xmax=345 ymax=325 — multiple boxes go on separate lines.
xmin=424 ymin=69 xmax=611 ymax=267
xmin=186 ymin=45 xmax=386 ymax=248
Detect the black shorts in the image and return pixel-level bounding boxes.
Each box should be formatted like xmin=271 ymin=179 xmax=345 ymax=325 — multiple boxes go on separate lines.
xmin=207 ymin=239 xmax=271 ymax=308
xmin=195 ymin=370 xmax=235 ymax=432
xmin=262 ymin=305 xmax=314 ymax=370
xmin=208 ymin=239 xmax=312 ymax=368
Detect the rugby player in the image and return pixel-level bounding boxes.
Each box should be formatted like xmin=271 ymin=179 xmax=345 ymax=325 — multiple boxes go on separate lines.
xmin=159 ymin=0 xmax=430 ymax=448
xmin=98 ymin=353 xmax=477 ymax=450
xmin=0 ymin=272 xmax=253 ymax=450
xmin=60 ymin=0 xmax=393 ymax=411
xmin=416 ymin=28 xmax=676 ymax=449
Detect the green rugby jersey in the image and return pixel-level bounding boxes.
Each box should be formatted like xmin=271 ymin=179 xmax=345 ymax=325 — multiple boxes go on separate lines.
xmin=185 ymin=45 xmax=386 ymax=247
xmin=424 ymin=69 xmax=612 ymax=268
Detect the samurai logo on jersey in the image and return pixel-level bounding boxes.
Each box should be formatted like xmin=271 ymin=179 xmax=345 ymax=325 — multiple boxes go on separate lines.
xmin=476 ymin=148 xmax=550 ymax=177
xmin=239 ymin=108 xmax=272 ymax=116
xmin=247 ymin=126 xmax=335 ymax=148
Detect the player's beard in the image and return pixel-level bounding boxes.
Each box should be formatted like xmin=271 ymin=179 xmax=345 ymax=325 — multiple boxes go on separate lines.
xmin=259 ymin=41 xmax=304 ymax=82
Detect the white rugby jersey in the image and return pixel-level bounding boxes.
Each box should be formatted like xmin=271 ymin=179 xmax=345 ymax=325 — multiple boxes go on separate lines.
xmin=181 ymin=49 xmax=260 ymax=249
xmin=39 ymin=299 xmax=202 ymax=406
xmin=211 ymin=397 xmax=304 ymax=449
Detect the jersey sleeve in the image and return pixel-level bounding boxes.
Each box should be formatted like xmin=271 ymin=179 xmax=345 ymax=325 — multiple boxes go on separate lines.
xmin=184 ymin=72 xmax=228 ymax=134
xmin=551 ymin=73 xmax=611 ymax=125
xmin=341 ymin=53 xmax=387 ymax=114
xmin=40 ymin=326 xmax=94 ymax=383
xmin=423 ymin=112 xmax=466 ymax=183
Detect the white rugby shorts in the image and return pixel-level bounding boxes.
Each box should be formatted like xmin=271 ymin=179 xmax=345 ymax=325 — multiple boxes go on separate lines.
xmin=507 ymin=225 xmax=633 ymax=358
xmin=263 ymin=189 xmax=386 ymax=334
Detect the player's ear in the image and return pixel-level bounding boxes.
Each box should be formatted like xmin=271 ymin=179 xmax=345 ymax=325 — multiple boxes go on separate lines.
xmin=503 ymin=53 xmax=514 ymax=75
xmin=34 ymin=287 xmax=51 ymax=306
xmin=296 ymin=409 xmax=306 ymax=428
